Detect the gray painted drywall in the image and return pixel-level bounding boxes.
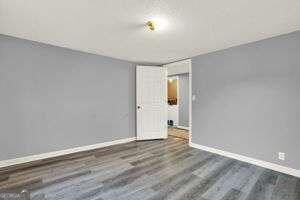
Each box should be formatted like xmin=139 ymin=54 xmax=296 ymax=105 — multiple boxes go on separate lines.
xmin=192 ymin=31 xmax=300 ymax=170
xmin=0 ymin=35 xmax=136 ymax=161
xmin=178 ymin=73 xmax=189 ymax=127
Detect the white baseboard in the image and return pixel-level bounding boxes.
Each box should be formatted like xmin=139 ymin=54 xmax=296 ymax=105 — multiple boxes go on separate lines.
xmin=0 ymin=137 xmax=136 ymax=169
xmin=176 ymin=126 xmax=190 ymax=131
xmin=189 ymin=142 xmax=300 ymax=178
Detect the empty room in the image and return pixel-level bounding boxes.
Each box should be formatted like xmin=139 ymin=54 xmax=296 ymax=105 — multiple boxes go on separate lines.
xmin=0 ymin=0 xmax=300 ymax=200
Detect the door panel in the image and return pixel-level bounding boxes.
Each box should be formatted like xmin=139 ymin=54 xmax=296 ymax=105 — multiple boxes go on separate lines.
xmin=136 ymin=66 xmax=167 ymax=140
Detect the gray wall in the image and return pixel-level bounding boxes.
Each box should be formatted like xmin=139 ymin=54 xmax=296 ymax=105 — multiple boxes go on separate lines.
xmin=0 ymin=35 xmax=136 ymax=161
xmin=178 ymin=73 xmax=189 ymax=127
xmin=192 ymin=31 xmax=300 ymax=170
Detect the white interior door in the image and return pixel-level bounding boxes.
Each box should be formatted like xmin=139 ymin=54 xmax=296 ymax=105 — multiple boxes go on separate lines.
xmin=136 ymin=66 xmax=167 ymax=140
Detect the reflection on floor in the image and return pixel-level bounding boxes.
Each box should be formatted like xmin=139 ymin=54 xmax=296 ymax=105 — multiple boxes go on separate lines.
xmin=0 ymin=137 xmax=299 ymax=200
xmin=168 ymin=127 xmax=189 ymax=140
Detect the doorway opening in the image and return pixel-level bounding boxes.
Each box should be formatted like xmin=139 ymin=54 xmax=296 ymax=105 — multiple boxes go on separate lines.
xmin=165 ymin=60 xmax=191 ymax=141
xmin=136 ymin=59 xmax=191 ymax=142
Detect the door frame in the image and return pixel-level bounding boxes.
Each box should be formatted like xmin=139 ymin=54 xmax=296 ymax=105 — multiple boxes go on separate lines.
xmin=188 ymin=60 xmax=192 ymax=144
xmin=164 ymin=59 xmax=192 ymax=142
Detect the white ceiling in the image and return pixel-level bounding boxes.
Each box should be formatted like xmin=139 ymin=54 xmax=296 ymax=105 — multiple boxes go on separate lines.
xmin=1 ymin=0 xmax=300 ymax=64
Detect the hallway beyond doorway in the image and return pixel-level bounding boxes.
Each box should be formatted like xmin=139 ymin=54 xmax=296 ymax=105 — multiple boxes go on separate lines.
xmin=168 ymin=127 xmax=189 ymax=140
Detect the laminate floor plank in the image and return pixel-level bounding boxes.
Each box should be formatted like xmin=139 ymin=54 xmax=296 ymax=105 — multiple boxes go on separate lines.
xmin=0 ymin=137 xmax=299 ymax=200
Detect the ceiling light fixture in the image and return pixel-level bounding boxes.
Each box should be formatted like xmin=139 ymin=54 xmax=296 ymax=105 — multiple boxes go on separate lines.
xmin=146 ymin=17 xmax=168 ymax=32
xmin=146 ymin=21 xmax=155 ymax=31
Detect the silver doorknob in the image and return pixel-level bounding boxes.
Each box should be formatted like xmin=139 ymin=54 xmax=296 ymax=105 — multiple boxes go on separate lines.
xmin=137 ymin=106 xmax=142 ymax=109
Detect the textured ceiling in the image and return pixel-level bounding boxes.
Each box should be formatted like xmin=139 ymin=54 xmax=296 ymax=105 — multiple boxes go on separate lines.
xmin=1 ymin=0 xmax=300 ymax=64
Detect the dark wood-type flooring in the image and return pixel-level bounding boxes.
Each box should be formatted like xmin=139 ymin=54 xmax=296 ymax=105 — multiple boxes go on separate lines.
xmin=0 ymin=137 xmax=299 ymax=200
